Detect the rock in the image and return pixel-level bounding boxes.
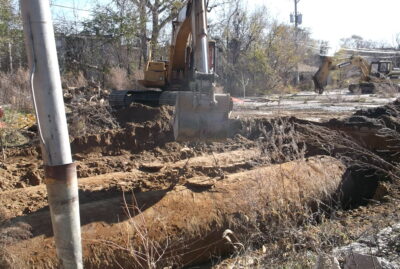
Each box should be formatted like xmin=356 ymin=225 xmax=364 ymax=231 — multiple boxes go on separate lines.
xmin=373 ymin=182 xmax=390 ymax=201
xmin=344 ymin=253 xmax=396 ymax=269
xmin=15 ymin=182 xmax=26 ymax=188
xmin=139 ymin=162 xmax=165 ymax=172
xmin=24 ymin=171 xmax=42 ymax=186
xmin=180 ymin=147 xmax=195 ymax=159
xmin=334 ymin=222 xmax=400 ymax=269
xmin=313 ymin=253 xmax=340 ymax=269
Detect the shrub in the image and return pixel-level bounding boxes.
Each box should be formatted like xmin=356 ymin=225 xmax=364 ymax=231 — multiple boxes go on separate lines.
xmin=105 ymin=67 xmax=134 ymax=90
xmin=61 ymin=71 xmax=88 ymax=89
xmin=0 ymin=69 xmax=31 ymax=112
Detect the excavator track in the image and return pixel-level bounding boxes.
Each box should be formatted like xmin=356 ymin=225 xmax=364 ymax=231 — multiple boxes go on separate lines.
xmin=109 ymin=90 xmax=177 ymax=109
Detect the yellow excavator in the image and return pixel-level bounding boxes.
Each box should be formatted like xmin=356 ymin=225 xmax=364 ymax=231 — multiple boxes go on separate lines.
xmin=313 ymin=55 xmax=400 ymax=94
xmin=109 ymin=0 xmax=232 ymax=141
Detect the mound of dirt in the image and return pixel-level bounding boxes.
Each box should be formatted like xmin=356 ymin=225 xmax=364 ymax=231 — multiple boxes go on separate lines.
xmin=349 ymin=82 xmax=400 ymax=95
xmin=296 ymin=99 xmax=400 ymax=207
xmin=231 ymin=98 xmax=400 ymax=208
xmin=113 ymin=103 xmax=173 ymax=127
xmin=70 ymin=121 xmax=174 ymax=155
xmin=64 ymin=87 xmax=118 ymax=136
xmin=353 ymin=98 xmax=400 ymax=129
xmin=321 ymin=98 xmax=400 ymax=161
xmin=69 ymin=104 xmax=174 ymax=155
xmin=65 ymin=87 xmax=174 ymax=135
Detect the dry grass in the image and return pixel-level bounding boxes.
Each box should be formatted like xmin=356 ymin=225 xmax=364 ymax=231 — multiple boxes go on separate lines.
xmin=61 ymin=71 xmax=88 ymax=89
xmin=0 ymin=69 xmax=35 ymax=156
xmin=0 ymin=69 xmax=31 ymax=112
xmin=211 ymin=122 xmax=330 ymax=268
xmin=64 ymin=86 xmax=119 ymax=137
xmin=105 ymin=67 xmax=135 ymax=90
xmin=90 ymin=193 xmax=172 ymax=269
xmin=68 ymin=104 xmax=119 ymax=137
xmin=259 ymin=117 xmax=306 ymax=164
xmin=124 ymin=194 xmax=173 ymax=269
xmin=0 ymin=109 xmax=35 ymax=160
xmin=213 ymin=113 xmax=400 ymax=268
xmin=0 ymin=209 xmax=31 ymax=269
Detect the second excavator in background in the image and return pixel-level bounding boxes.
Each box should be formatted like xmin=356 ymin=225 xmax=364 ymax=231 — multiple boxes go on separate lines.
xmin=313 ymin=55 xmax=400 ymax=94
xmin=109 ymin=0 xmax=232 ymax=141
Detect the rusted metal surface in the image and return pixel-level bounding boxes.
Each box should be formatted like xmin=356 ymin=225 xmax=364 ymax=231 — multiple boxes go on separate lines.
xmin=45 ymin=163 xmax=82 ymax=269
xmin=44 ymin=163 xmax=77 ymax=184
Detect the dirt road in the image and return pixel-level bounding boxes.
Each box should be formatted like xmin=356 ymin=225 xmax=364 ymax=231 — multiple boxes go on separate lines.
xmin=233 ymin=89 xmax=400 ymax=121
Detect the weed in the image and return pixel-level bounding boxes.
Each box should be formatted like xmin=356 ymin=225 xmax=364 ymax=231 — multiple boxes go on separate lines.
xmin=105 ymin=67 xmax=134 ymax=90
xmin=0 ymin=209 xmax=31 ymax=269
xmin=62 ymin=71 xmax=88 ymax=89
xmin=0 ymin=69 xmax=31 ymax=112
xmin=0 ymin=108 xmax=35 ymax=159
xmin=90 ymin=193 xmax=172 ymax=269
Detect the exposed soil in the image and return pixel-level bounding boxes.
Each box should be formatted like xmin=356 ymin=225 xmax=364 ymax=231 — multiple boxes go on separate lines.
xmin=1 ymin=96 xmax=400 ymax=268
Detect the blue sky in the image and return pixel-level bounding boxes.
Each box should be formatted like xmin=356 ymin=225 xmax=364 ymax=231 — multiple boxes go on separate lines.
xmin=50 ymin=0 xmax=400 ymax=51
xmin=50 ymin=0 xmax=97 ymax=21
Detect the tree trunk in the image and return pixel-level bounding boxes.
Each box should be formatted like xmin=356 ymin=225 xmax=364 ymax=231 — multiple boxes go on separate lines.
xmin=8 ymin=41 xmax=13 ymax=72
xmin=139 ymin=0 xmax=148 ymax=69
xmin=150 ymin=8 xmax=160 ymax=60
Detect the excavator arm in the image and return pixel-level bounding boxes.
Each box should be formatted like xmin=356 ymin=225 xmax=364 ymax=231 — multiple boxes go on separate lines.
xmin=169 ymin=0 xmax=232 ymax=141
xmin=313 ymin=55 xmax=373 ymax=94
xmin=313 ymin=56 xmax=334 ymax=94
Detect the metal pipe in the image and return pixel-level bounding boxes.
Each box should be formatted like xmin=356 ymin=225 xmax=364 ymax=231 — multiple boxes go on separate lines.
xmin=191 ymin=0 xmax=209 ymax=74
xmin=20 ymin=0 xmax=83 ymax=268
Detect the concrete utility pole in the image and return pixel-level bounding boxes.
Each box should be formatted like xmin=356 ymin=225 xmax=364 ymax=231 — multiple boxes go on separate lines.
xmin=20 ymin=1 xmax=83 ymax=268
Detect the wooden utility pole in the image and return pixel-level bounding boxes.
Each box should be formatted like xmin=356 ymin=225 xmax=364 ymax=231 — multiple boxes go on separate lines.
xmin=293 ymin=0 xmax=301 ymax=85
xmin=8 ymin=42 xmax=13 ymax=72
xmin=294 ymin=0 xmax=299 ymax=28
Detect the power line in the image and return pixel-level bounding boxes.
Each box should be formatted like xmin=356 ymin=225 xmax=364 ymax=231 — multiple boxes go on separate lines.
xmin=341 ymin=47 xmax=400 ymax=55
xmin=50 ymin=4 xmax=93 ymax=13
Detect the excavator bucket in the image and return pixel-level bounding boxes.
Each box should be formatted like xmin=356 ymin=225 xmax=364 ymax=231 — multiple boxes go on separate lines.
xmin=173 ymin=92 xmax=232 ymax=141
xmin=313 ymin=56 xmax=333 ymax=94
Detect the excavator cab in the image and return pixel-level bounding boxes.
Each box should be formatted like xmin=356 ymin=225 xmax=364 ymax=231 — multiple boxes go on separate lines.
xmin=140 ymin=61 xmax=167 ymax=88
xmin=370 ymin=61 xmax=392 ymax=76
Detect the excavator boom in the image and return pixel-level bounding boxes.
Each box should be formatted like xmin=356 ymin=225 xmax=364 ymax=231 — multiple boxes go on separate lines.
xmin=172 ymin=0 xmax=232 ymax=141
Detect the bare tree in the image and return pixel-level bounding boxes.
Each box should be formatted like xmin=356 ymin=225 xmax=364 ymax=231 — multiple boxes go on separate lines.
xmin=130 ymin=0 xmax=184 ymax=61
